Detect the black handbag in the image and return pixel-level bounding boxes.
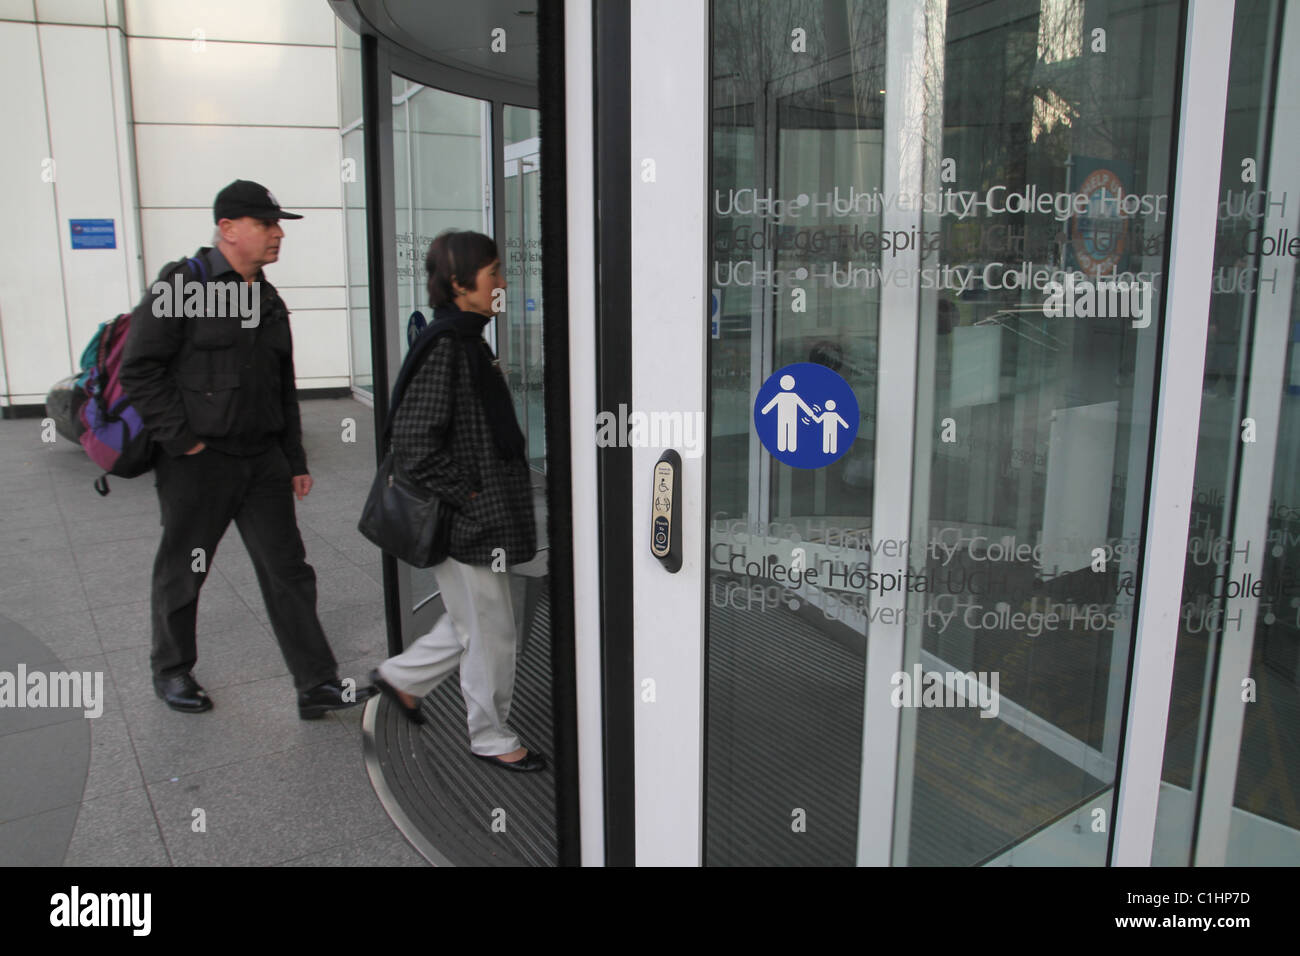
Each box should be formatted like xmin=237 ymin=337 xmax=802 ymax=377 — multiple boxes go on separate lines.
xmin=357 ymin=320 xmax=460 ymax=567
xmin=357 ymin=449 xmax=453 ymax=567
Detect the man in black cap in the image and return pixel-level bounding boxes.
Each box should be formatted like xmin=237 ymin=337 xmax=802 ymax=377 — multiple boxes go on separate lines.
xmin=120 ymin=179 xmax=375 ymax=718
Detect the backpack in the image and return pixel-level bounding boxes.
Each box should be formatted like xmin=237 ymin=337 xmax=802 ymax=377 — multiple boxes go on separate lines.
xmin=76 ymin=318 xmax=110 ymax=391
xmin=78 ymin=255 xmax=208 ymax=496
xmin=42 ymin=316 xmax=111 ymax=443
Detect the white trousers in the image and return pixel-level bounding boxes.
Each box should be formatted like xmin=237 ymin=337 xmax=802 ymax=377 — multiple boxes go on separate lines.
xmin=377 ymin=556 xmax=521 ymax=756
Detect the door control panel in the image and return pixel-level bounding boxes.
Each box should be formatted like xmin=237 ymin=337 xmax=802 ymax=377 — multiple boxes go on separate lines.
xmin=650 ymin=449 xmax=682 ymax=572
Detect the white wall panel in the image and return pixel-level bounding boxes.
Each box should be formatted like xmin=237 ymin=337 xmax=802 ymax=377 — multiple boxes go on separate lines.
xmin=0 ymin=0 xmax=34 ymax=20
xmin=287 ymin=309 xmax=349 ymax=380
xmin=0 ymin=21 xmax=70 ymax=401
xmin=266 ymin=208 xmax=345 ymax=290
xmin=134 ymin=125 xmax=341 ymax=209
xmin=105 ymin=20 xmax=144 ymax=302
xmin=36 ymin=0 xmax=102 ymax=23
xmin=124 ymin=0 xmax=334 ymax=46
xmin=127 ymin=37 xmax=337 ymax=127
xmin=0 ymin=3 xmax=349 ymax=406
xmin=138 ymin=208 xmax=346 ymax=306
xmin=298 ymin=376 xmax=347 ymax=389
xmin=275 ymin=286 xmax=345 ymax=310
xmin=40 ymin=23 xmax=132 ymax=363
xmin=136 ymin=207 xmax=211 ymax=282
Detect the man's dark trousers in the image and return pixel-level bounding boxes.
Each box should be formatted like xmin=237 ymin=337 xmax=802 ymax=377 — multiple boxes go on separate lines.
xmin=149 ymin=444 xmax=338 ymax=691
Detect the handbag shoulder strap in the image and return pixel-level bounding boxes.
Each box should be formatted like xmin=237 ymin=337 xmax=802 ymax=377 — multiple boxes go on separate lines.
xmin=381 ymin=318 xmax=462 ymax=444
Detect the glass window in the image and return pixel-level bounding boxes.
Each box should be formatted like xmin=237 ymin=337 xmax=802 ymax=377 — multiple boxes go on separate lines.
xmin=343 ymin=126 xmax=369 ymax=392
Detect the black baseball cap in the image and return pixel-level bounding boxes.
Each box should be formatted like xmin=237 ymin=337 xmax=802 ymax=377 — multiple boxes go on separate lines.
xmin=213 ymin=179 xmax=303 ymax=222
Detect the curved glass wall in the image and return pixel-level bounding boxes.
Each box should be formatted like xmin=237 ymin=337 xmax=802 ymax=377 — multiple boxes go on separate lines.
xmin=503 ymin=105 xmax=546 ymax=472
xmin=386 ymin=75 xmax=494 ymax=613
xmin=392 ymin=74 xmax=493 ymax=354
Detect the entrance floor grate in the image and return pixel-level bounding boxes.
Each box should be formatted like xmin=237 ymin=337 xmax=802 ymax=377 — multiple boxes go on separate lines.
xmin=364 ymin=579 xmax=556 ymax=867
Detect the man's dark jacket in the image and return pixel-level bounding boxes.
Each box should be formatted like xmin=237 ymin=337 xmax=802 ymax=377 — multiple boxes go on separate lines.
xmin=119 ymin=246 xmax=308 ymax=475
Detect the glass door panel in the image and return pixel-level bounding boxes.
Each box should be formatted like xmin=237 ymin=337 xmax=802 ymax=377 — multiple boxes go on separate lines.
xmin=895 ymin=0 xmax=1182 ymax=866
xmin=706 ymin=0 xmax=886 ymax=866
xmin=705 ymin=0 xmax=1183 ymax=867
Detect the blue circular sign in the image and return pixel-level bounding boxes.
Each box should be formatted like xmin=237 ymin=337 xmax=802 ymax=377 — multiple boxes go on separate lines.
xmin=753 ymin=362 xmax=859 ymax=469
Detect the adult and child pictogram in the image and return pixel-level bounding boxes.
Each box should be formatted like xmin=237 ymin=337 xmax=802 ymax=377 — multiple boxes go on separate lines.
xmin=753 ymin=362 xmax=859 ymax=468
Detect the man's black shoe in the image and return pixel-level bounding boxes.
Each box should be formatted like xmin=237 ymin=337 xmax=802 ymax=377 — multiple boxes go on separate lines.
xmin=298 ymin=679 xmax=377 ymax=720
xmin=153 ymin=673 xmax=213 ymax=713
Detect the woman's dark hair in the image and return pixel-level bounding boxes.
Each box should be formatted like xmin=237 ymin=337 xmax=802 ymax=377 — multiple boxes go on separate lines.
xmin=425 ymin=229 xmax=500 ymax=308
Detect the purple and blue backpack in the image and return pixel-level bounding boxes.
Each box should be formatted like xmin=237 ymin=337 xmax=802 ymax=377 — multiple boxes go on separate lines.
xmin=78 ymin=255 xmax=207 ymax=495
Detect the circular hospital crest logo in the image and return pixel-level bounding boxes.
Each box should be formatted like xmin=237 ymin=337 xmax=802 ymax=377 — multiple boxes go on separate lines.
xmin=1071 ymin=168 xmax=1128 ymax=272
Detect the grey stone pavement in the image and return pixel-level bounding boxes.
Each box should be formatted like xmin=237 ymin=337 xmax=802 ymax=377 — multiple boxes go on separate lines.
xmin=0 ymin=397 xmax=428 ymax=866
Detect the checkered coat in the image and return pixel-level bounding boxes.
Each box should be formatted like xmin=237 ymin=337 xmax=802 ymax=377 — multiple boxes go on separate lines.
xmin=390 ymin=333 xmax=537 ymax=567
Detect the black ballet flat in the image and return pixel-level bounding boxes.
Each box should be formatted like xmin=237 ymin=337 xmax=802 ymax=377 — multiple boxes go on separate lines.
xmin=473 ymin=750 xmax=547 ymax=773
xmin=368 ymin=668 xmax=426 ymax=725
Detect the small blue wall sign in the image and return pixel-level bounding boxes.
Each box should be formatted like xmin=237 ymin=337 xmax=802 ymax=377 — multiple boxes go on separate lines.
xmin=70 ymin=219 xmax=116 ymax=250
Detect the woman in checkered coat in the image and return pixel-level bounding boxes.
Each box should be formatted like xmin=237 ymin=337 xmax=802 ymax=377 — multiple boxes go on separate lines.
xmin=369 ymin=230 xmax=543 ymax=772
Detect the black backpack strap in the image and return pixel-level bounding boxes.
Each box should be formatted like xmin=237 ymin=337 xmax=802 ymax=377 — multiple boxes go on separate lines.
xmin=381 ymin=318 xmax=462 ymax=444
xmin=184 ymin=255 xmax=208 ymax=284
xmin=157 ymin=252 xmax=208 ymax=286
